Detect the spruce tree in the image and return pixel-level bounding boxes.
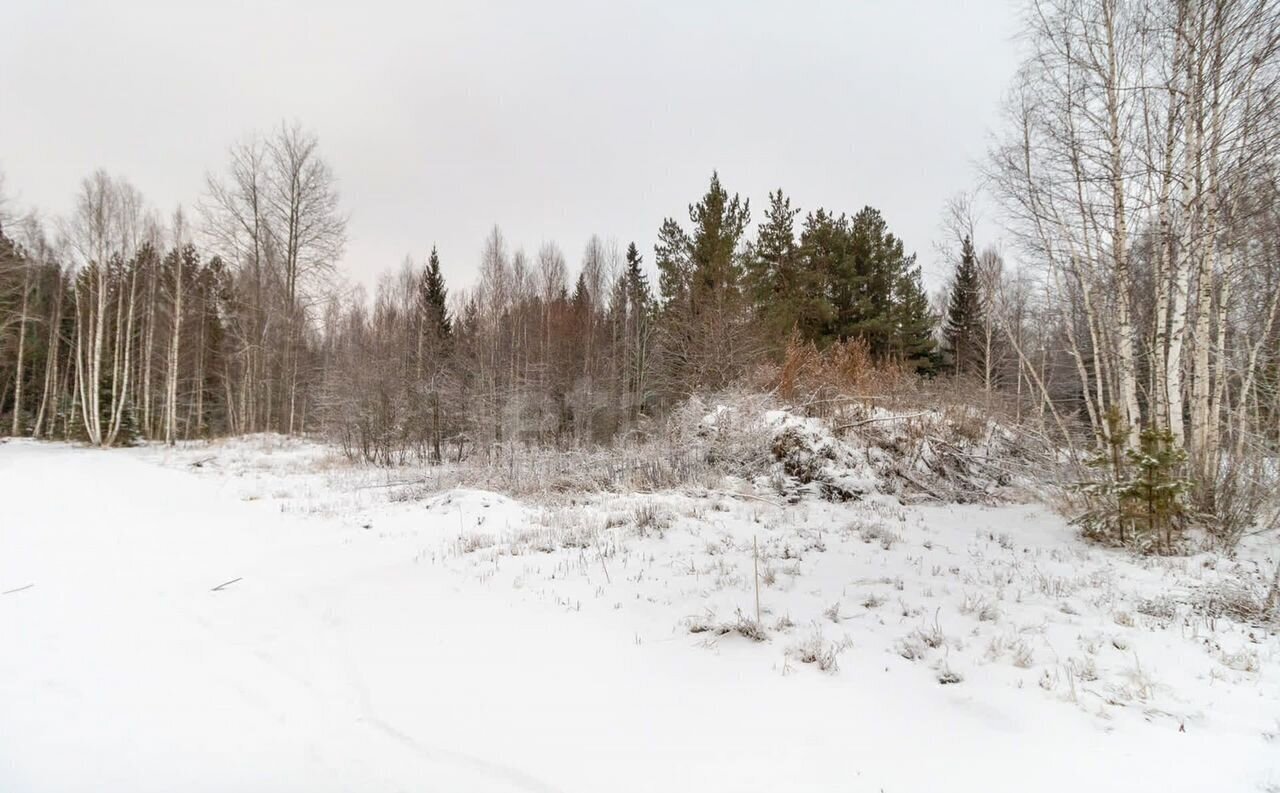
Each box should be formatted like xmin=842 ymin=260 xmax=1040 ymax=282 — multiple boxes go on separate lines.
xmin=416 ymin=246 xmax=452 ymax=462
xmin=891 ymin=255 xmax=937 ymax=373
xmin=623 ymin=242 xmax=650 ymax=307
xmin=572 ymin=271 xmax=591 ymax=315
xmin=418 ymin=246 xmax=451 ymax=341
xmin=621 ymin=242 xmax=652 ymax=419
xmin=943 ymin=236 xmax=983 ymax=375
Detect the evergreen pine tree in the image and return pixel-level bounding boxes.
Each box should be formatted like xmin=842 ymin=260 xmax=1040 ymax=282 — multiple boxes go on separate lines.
xmin=795 ymin=208 xmax=848 ymax=345
xmin=748 ymin=189 xmax=805 ymax=344
xmin=654 ymin=218 xmax=691 ymax=310
xmin=795 ymin=205 xmax=936 ymax=371
xmin=653 ymin=173 xmax=754 ymax=394
xmin=687 ymin=171 xmax=750 ymax=312
xmin=943 ymin=236 xmax=984 ymax=375
xmin=836 ymin=207 xmax=901 ymax=353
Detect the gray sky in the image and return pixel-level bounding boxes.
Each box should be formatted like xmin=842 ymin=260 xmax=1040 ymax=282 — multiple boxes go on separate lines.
xmin=2 ymin=0 xmax=1022 ymax=294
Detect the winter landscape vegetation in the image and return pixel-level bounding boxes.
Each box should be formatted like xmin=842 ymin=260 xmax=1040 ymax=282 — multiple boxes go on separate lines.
xmin=2 ymin=1 xmax=1280 ymax=791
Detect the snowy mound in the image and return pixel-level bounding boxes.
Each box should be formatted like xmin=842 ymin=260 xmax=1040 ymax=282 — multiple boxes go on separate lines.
xmin=693 ymin=399 xmax=1037 ymax=505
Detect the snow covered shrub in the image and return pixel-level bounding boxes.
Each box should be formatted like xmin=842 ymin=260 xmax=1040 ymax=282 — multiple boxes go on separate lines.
xmin=1219 ymin=648 xmax=1260 ymax=673
xmin=896 ymin=636 xmax=926 ymax=661
xmin=764 ymin=411 xmax=877 ymax=500
xmin=632 ymin=502 xmax=672 ymax=536
xmin=943 ymin=404 xmax=989 ymax=444
xmin=1116 ymin=657 xmax=1158 ymax=702
xmin=983 ymin=634 xmax=1032 ymax=667
xmin=1134 ymin=595 xmax=1178 ymax=623
xmin=856 ymin=521 xmax=899 ymax=549
xmin=684 ymin=609 xmax=718 ymax=635
xmin=1073 ymin=417 xmax=1191 ymax=554
xmin=771 ymin=421 xmax=835 ymax=482
xmin=915 ymin=612 xmax=948 ymax=650
xmin=1193 ymin=577 xmax=1274 ymax=624
xmin=1201 ymin=448 xmax=1280 ymax=551
xmin=935 ymin=666 xmax=963 ymax=685
xmin=787 ymin=629 xmax=846 ymax=673
xmin=729 ymin=610 xmax=769 ymax=642
xmin=959 ymin=592 xmax=1000 ymax=622
xmin=669 ymin=392 xmax=777 ymax=480
xmin=1068 ymin=656 xmax=1098 ymax=682
xmin=458 ymin=533 xmax=496 ymax=553
xmin=760 ymin=564 xmax=778 ymax=587
xmin=683 ymin=608 xmax=768 ymax=641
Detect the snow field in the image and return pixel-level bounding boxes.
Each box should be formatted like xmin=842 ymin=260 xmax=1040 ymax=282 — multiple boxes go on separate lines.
xmin=1 ymin=436 xmax=1277 ymax=792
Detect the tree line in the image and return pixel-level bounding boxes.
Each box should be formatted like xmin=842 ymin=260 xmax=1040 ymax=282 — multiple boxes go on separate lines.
xmin=0 ymin=124 xmax=345 ymax=445
xmin=317 ymin=172 xmax=937 ymax=463
xmin=0 ymin=154 xmax=937 ymax=460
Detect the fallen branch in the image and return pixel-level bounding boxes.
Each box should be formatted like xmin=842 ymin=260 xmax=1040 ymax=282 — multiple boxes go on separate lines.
xmin=835 ymin=412 xmax=933 ymax=433
xmin=702 ymin=488 xmax=783 ymax=508
xmin=352 ymin=477 xmax=431 ymax=491
xmin=896 ymin=470 xmax=948 ymax=501
xmin=211 ymin=577 xmax=242 ymax=592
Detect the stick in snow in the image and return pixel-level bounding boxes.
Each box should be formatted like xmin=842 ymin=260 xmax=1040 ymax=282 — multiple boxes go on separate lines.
xmin=753 ymin=536 xmax=761 ymax=626
xmin=2 ymin=584 xmax=33 ymax=595
xmin=211 ymin=577 xmax=242 ymax=591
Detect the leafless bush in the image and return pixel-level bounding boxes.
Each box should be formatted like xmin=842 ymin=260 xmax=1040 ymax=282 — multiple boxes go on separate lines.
xmin=1133 ymin=595 xmax=1179 ymax=623
xmin=856 ymin=521 xmax=899 ymax=549
xmin=1203 ymin=447 xmax=1280 ymax=551
xmin=633 ymin=502 xmax=672 ymax=535
xmin=684 ymin=608 xmax=768 ymax=642
xmin=727 ymin=609 xmax=768 ymax=642
xmin=916 ymin=609 xmax=947 ymax=649
xmin=1193 ymin=578 xmax=1274 ymax=625
xmin=763 ymin=335 xmax=908 ymax=412
xmin=959 ymin=591 xmax=1000 ymax=622
xmin=787 ymin=629 xmax=848 ymax=673
xmin=897 ymin=636 xmax=926 ymax=661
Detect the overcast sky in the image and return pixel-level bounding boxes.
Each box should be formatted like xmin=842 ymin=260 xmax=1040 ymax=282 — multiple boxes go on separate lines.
xmin=2 ymin=0 xmax=1022 ymax=294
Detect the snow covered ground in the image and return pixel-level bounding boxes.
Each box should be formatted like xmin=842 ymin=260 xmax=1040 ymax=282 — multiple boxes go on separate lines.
xmin=2 ymin=436 xmax=1277 ymax=792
